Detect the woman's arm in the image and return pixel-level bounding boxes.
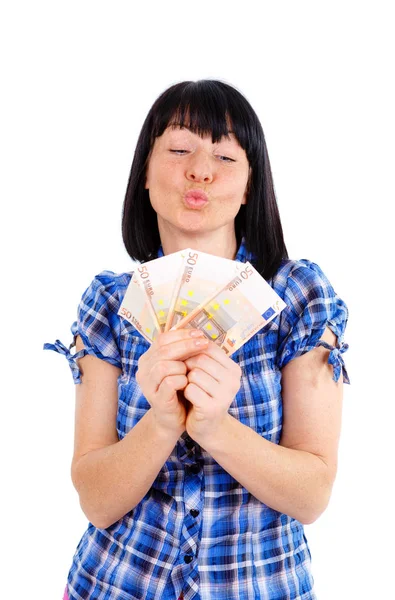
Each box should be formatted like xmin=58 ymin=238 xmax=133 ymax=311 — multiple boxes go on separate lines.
xmin=72 ymin=409 xmax=181 ymax=529
xmin=189 ymin=327 xmax=343 ymax=524
xmin=70 ymin=335 xmax=183 ymax=530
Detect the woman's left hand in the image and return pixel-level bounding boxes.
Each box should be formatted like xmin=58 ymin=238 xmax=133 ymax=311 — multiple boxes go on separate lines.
xmin=184 ymin=340 xmax=242 ymax=445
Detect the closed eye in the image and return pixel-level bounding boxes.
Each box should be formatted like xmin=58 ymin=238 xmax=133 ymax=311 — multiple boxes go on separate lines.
xmin=169 ymin=150 xmax=235 ymax=162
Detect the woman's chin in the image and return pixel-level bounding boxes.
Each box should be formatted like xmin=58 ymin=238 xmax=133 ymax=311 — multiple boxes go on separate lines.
xmin=158 ymin=209 xmax=225 ymax=235
xmin=173 ymin=213 xmax=211 ymax=232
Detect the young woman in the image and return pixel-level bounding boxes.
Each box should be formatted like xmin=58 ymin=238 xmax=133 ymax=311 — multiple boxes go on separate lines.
xmin=45 ymin=79 xmax=350 ymax=600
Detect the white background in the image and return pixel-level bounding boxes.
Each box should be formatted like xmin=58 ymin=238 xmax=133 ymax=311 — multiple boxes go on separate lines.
xmin=1 ymin=1 xmax=393 ymax=599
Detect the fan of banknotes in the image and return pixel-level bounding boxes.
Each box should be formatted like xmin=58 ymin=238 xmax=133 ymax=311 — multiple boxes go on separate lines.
xmin=118 ymin=248 xmax=287 ymax=355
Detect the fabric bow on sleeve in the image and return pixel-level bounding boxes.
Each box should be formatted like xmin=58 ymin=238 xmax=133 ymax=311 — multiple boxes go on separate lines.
xmin=316 ymin=339 xmax=350 ymax=384
xmin=43 ymin=338 xmax=87 ymax=384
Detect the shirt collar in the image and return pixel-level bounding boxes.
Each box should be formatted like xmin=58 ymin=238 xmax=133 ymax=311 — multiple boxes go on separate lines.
xmin=156 ymin=236 xmax=255 ymax=264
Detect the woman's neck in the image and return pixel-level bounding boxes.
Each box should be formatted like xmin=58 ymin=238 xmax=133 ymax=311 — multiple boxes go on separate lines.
xmin=158 ymin=224 xmax=239 ymax=260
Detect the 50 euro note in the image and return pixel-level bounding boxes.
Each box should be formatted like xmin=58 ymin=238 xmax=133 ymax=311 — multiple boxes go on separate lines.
xmin=165 ymin=249 xmax=241 ymax=331
xmin=117 ymin=274 xmax=160 ymax=343
xmin=126 ymin=250 xmax=186 ymax=332
xmin=171 ymin=262 xmax=287 ymax=355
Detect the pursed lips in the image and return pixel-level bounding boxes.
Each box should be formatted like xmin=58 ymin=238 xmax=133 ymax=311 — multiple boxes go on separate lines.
xmin=184 ymin=189 xmax=208 ymax=202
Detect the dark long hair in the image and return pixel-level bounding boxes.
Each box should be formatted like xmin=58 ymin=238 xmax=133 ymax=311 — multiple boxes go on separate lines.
xmin=121 ymin=79 xmax=288 ymax=281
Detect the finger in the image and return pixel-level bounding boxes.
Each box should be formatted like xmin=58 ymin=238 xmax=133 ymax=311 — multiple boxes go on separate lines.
xmin=184 ymin=354 xmax=226 ymax=383
xmin=149 ymin=360 xmax=187 ymax=393
xmin=139 ymin=328 xmax=206 ymax=369
xmin=184 ymin=381 xmax=210 ymax=405
xmin=187 ymin=368 xmax=219 ymax=398
xmin=155 ymin=328 xmax=206 ymax=349
xmin=157 ymin=374 xmax=189 ymax=403
xmin=153 ymin=336 xmax=209 ymax=363
xmin=190 ymin=339 xmax=241 ymax=373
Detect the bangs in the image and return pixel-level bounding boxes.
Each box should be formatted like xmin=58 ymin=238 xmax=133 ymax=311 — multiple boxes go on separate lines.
xmin=149 ymin=81 xmax=254 ymax=161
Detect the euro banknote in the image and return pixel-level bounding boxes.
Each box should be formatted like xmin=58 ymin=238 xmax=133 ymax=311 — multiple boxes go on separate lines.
xmin=165 ymin=249 xmax=241 ymax=331
xmin=117 ymin=275 xmax=160 ymax=343
xmin=171 ymin=261 xmax=287 ymax=355
xmin=122 ymin=250 xmax=185 ymax=332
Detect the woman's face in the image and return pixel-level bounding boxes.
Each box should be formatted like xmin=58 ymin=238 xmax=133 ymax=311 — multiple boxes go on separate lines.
xmin=145 ymin=124 xmax=250 ymax=236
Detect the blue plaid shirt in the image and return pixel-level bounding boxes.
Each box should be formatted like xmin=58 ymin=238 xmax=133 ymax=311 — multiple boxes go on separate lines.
xmin=44 ymin=238 xmax=350 ymax=600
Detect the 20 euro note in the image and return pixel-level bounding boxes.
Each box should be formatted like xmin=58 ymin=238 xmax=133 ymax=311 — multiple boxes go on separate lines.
xmin=165 ymin=249 xmax=241 ymax=331
xmin=117 ymin=274 xmax=160 ymax=343
xmin=131 ymin=250 xmax=186 ymax=332
xmin=171 ymin=261 xmax=287 ymax=355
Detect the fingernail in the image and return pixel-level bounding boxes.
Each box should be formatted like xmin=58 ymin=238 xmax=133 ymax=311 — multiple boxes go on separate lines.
xmin=194 ymin=338 xmax=208 ymax=346
xmin=190 ymin=330 xmax=204 ymax=338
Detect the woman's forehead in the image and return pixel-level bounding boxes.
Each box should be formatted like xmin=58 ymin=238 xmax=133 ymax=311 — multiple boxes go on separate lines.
xmin=163 ymin=124 xmax=238 ymax=143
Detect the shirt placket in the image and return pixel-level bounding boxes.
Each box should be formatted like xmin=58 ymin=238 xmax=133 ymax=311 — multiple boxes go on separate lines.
xmin=172 ymin=435 xmax=204 ymax=599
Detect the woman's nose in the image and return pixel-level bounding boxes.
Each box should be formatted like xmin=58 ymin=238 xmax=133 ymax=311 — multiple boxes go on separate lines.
xmin=186 ymin=151 xmax=213 ymax=183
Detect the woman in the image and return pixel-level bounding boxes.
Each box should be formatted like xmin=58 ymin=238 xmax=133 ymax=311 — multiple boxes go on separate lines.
xmin=45 ymin=79 xmax=350 ymax=600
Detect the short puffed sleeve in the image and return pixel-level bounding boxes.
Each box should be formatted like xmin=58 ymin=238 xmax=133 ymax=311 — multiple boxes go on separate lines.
xmin=43 ymin=271 xmax=122 ymax=384
xmin=276 ymin=260 xmax=350 ymax=384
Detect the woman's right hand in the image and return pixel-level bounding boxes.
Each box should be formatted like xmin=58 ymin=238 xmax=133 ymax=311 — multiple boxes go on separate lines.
xmin=135 ymin=328 xmax=209 ymax=436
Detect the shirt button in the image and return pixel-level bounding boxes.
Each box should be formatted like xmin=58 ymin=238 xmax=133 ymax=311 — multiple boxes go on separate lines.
xmin=185 ymin=436 xmax=195 ymax=450
xmin=190 ymin=509 xmax=200 ymax=518
xmin=184 ymin=554 xmax=194 ymax=564
xmin=187 ymin=463 xmax=200 ymax=474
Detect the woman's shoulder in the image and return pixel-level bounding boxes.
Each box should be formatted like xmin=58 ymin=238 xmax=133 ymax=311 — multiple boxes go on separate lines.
xmin=271 ymin=257 xmax=340 ymax=311
xmin=76 ymin=269 xmax=136 ymax=324
xmin=273 ymin=257 xmax=333 ymax=289
xmin=274 ymin=257 xmax=326 ymax=279
xmin=90 ymin=268 xmax=134 ymax=288
xmin=85 ymin=269 xmax=134 ymax=301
